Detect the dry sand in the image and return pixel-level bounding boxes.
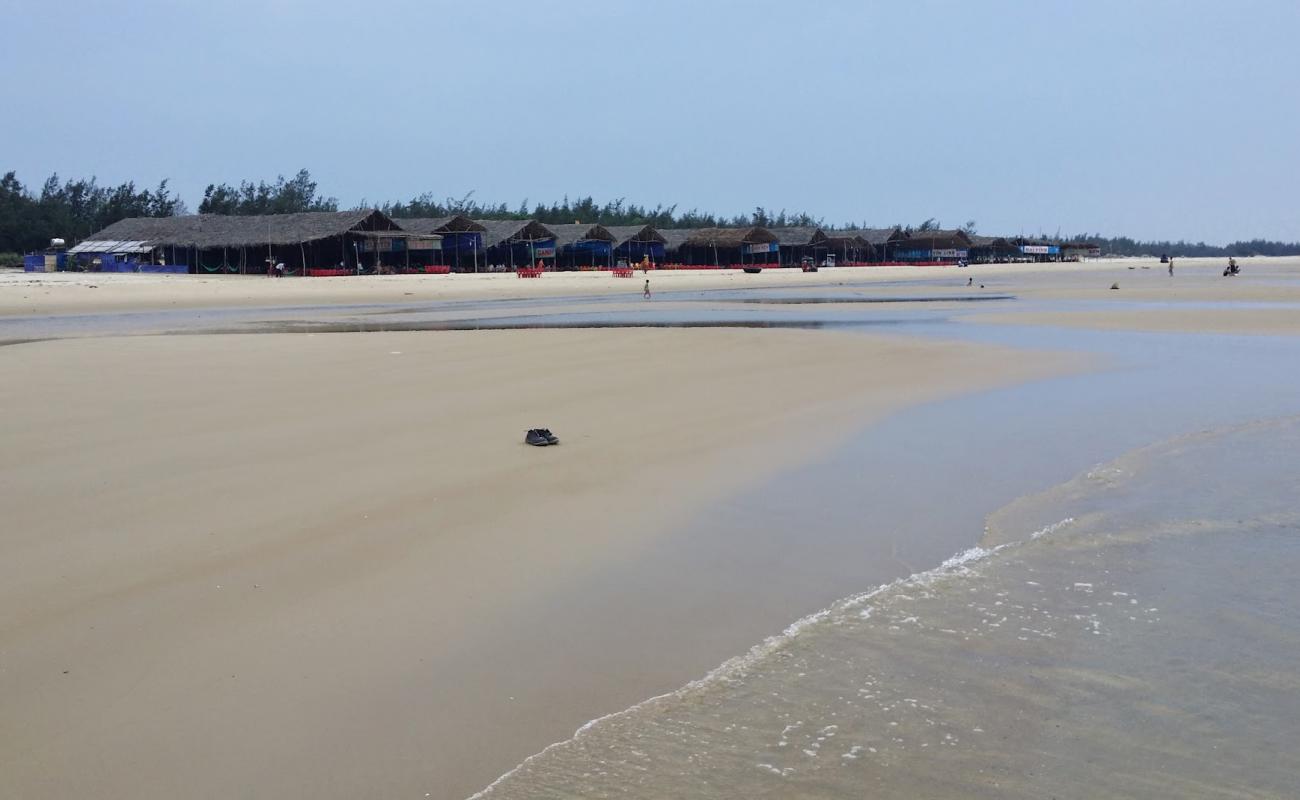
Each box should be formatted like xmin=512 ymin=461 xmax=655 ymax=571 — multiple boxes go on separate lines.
xmin=0 ymin=327 xmax=1067 ymax=800
xmin=4 ymin=256 xmax=1299 ymax=334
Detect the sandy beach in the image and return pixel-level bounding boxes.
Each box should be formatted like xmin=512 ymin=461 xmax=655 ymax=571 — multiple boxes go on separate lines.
xmin=2 ymin=256 xmax=1297 ymax=798
xmin=4 ymin=256 xmax=1299 ymax=335
xmin=0 ymin=322 xmax=1068 ymax=799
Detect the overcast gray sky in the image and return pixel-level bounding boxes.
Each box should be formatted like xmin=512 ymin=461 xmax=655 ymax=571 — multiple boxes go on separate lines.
xmin=3 ymin=0 xmax=1298 ymax=242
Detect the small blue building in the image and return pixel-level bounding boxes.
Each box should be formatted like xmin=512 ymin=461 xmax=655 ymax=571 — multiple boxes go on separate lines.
xmin=396 ymin=215 xmax=487 ymax=271
xmin=606 ymin=225 xmax=667 ymax=266
xmin=549 ymin=223 xmax=615 ymax=270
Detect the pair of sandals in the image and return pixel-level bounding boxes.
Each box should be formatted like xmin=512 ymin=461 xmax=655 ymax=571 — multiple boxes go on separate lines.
xmin=525 ymin=428 xmax=560 ymax=447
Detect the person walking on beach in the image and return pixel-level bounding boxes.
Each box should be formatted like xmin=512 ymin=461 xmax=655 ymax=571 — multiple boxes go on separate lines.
xmin=1168 ymin=257 xmax=1174 ymax=276
xmin=643 ymin=279 xmax=652 ymax=300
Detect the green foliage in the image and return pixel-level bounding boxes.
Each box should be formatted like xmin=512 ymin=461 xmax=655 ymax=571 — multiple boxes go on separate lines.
xmin=198 ymin=169 xmax=337 ymax=215
xmin=0 ymin=251 xmax=21 ymax=267
xmin=377 ymin=192 xmax=824 ymax=229
xmin=1062 ymin=233 xmax=1300 ymax=258
xmin=0 ymin=170 xmax=185 ymax=254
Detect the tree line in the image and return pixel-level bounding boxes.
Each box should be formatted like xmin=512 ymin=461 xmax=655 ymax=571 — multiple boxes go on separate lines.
xmin=1059 ymin=232 xmax=1300 ymax=258
xmin=1 ymin=171 xmax=184 ymax=257
xmin=375 ymin=191 xmax=826 ymax=231
xmin=4 ymin=168 xmax=1299 ymax=261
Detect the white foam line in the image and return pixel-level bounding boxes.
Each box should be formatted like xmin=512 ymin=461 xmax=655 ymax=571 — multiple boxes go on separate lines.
xmin=467 ymin=518 xmax=1075 ymax=798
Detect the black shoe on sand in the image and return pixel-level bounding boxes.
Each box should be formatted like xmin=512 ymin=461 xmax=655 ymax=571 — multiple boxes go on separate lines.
xmin=525 ymin=429 xmax=550 ymax=447
xmin=538 ymin=428 xmax=559 ymax=445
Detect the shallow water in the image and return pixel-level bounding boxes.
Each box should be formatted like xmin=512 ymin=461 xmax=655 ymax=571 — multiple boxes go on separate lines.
xmin=474 ymin=419 xmax=1300 ymax=799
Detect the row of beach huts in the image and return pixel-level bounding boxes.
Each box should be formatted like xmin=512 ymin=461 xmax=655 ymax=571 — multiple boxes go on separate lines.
xmin=25 ymin=210 xmax=1098 ymax=275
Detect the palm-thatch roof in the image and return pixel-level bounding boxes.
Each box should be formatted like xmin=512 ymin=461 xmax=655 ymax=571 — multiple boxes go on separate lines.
xmin=547 ymin=223 xmax=615 ymax=247
xmin=396 ymin=215 xmax=485 ymax=234
xmin=658 ymin=228 xmax=698 ymax=251
xmin=903 ymin=229 xmax=974 ymax=247
xmin=831 ymin=227 xmax=903 ymax=246
xmin=84 ymin=210 xmax=400 ymax=249
xmin=667 ymin=227 xmax=778 ymax=248
xmin=605 ymin=225 xmax=667 ymax=246
xmin=968 ymin=234 xmax=1015 ymax=248
xmin=768 ymin=227 xmax=826 ymax=247
xmin=474 ymin=219 xmax=556 ymax=248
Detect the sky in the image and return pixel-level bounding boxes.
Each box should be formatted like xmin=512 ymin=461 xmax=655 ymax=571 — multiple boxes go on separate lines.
xmin=2 ymin=0 xmax=1298 ymax=243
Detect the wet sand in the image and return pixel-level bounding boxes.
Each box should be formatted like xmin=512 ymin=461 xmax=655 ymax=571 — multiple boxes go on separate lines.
xmin=0 ymin=328 xmax=1066 ymax=799
xmin=970 ymin=307 xmax=1300 ymax=336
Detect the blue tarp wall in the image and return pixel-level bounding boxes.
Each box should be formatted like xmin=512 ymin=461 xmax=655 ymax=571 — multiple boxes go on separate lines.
xmin=70 ymin=252 xmax=188 ymax=273
xmin=24 ymin=253 xmax=68 ymax=271
xmin=615 ymin=241 xmax=666 ymax=262
xmin=487 ymin=238 xmax=558 ymax=267
xmin=895 ymin=248 xmax=967 ymax=261
xmin=440 ymin=232 xmax=482 ymax=251
xmin=562 ymin=241 xmax=612 ymax=258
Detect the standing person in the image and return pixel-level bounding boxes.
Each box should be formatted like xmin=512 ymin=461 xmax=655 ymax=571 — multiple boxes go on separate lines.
xmin=1168 ymin=257 xmax=1174 ymax=277
xmin=643 ymin=279 xmax=651 ymax=300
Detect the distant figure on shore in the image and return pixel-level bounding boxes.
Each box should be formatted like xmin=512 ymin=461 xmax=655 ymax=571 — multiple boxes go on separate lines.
xmin=644 ymin=279 xmax=652 ymax=300
xmin=1225 ymin=257 xmax=1241 ymax=277
xmin=1168 ymin=257 xmax=1174 ymax=276
xmin=967 ymin=277 xmax=973 ymax=286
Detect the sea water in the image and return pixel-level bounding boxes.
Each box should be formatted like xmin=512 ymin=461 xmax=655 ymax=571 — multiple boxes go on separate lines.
xmin=473 ymin=418 xmax=1300 ymax=799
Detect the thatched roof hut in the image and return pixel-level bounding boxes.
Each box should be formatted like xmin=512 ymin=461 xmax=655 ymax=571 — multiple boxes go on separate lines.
xmin=658 ymin=228 xmax=698 ymax=253
xmin=605 ymin=225 xmax=667 ymax=247
xmin=968 ymin=235 xmax=1019 ymax=263
xmin=547 ymin=223 xmax=615 ymax=248
xmin=891 ymin=229 xmax=974 ymax=261
xmin=474 ymin=219 xmax=556 ymax=249
xmin=604 ymin=225 xmax=667 ymax=265
xmin=900 ymin=229 xmax=973 ymax=249
xmin=661 ymin=227 xmax=780 ymax=266
xmin=683 ymin=227 xmax=778 ymax=247
xmin=86 ymin=210 xmax=403 ymax=249
xmin=77 ymin=209 xmax=436 ymax=273
xmin=548 ymin=223 xmax=617 ymax=269
xmin=768 ymin=227 xmax=827 ymax=247
xmin=833 ymin=227 xmax=903 ymax=247
xmin=808 ymin=230 xmax=874 ymax=263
